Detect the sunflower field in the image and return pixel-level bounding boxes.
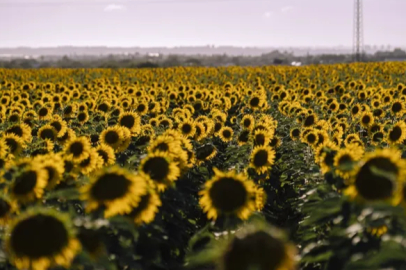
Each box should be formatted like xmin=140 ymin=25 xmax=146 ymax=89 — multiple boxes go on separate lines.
xmin=0 ymin=63 xmax=406 ymax=270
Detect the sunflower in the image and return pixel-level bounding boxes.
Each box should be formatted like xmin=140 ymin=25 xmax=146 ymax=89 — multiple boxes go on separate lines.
xmin=118 ymin=112 xmax=141 ymax=134
xmin=254 ymin=186 xmax=267 ymax=211
xmin=390 ymin=99 xmax=405 ymax=116
xmin=360 ymin=111 xmax=374 ymax=128
xmin=249 ymin=146 xmax=276 ymax=174
xmin=317 ymin=143 xmax=339 ymax=174
xmin=37 ymin=106 xmax=52 ymax=120
xmin=199 ymin=168 xmax=256 ymax=220
xmin=240 ymin=114 xmax=255 ymax=130
xmin=386 ymin=122 xmax=406 ymax=145
xmin=351 ymin=104 xmax=361 ymax=118
xmin=95 ymin=144 xmax=116 ymax=166
xmin=48 ymin=118 xmax=68 ymax=138
xmin=218 ymin=127 xmax=234 ymax=143
xmin=37 ymin=124 xmax=58 ymax=142
xmin=135 ymin=102 xmax=148 ymax=115
xmin=334 ymin=148 xmax=361 ymax=182
xmin=64 ymin=136 xmax=91 ymax=163
xmin=56 ymin=128 xmax=76 ymax=146
xmin=344 ymin=148 xmax=406 ymax=205
xmin=9 ymin=165 xmax=47 ymax=203
xmin=5 ymin=123 xmax=32 ymax=143
xmin=218 ymin=223 xmax=297 ymax=270
xmin=77 ymin=111 xmax=89 ymax=125
xmin=178 ymin=120 xmax=196 ymax=138
xmin=253 ymin=129 xmax=271 ymax=146
xmin=302 ymin=113 xmax=317 ymax=128
xmin=5 ymin=208 xmax=81 ymax=270
xmin=0 ymin=194 xmax=18 ymax=226
xmin=81 ymin=166 xmax=147 ymax=218
xmin=128 ymin=188 xmax=162 ymax=225
xmin=148 ymin=135 xmax=187 ymax=162
xmin=371 ymin=131 xmax=384 ymax=146
xmin=290 ymin=127 xmax=301 ymax=141
xmin=3 ymin=133 xmax=25 ymax=157
xmin=248 ymin=95 xmax=265 ymax=110
xmin=78 ymin=148 xmax=103 ymax=175
xmin=34 ymin=153 xmax=65 ymax=190
xmin=301 ymin=128 xmax=318 ymax=147
xmin=237 ymin=130 xmax=251 ymax=146
xmin=100 ymin=126 xmax=131 ymax=153
xmin=195 ymin=144 xmax=217 ymax=165
xmin=194 ymin=121 xmax=207 ymax=142
xmin=139 ymin=152 xmax=181 ymax=192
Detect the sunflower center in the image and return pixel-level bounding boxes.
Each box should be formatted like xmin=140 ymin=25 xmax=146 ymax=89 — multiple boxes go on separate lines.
xmin=64 ymin=106 xmax=73 ymax=115
xmin=38 ymin=108 xmax=48 ymax=117
xmin=223 ymin=231 xmax=286 ymax=270
xmin=304 ymin=115 xmax=315 ymax=127
xmin=104 ymin=131 xmax=120 ymax=145
xmin=120 ymin=115 xmax=136 ymax=129
xmin=223 ymin=130 xmax=232 ymax=139
xmin=209 ymin=177 xmax=247 ymax=212
xmin=91 ymin=173 xmax=130 ymax=201
xmin=137 ymin=104 xmax=146 ymax=112
xmin=254 ymin=134 xmax=265 ymax=145
xmin=40 ymin=128 xmax=56 ymax=141
xmin=243 ymin=119 xmax=251 ymax=127
xmin=78 ymin=113 xmax=87 ymax=122
xmin=10 ymin=214 xmax=69 ymax=259
xmin=214 ymin=122 xmax=222 ymax=132
xmin=249 ymin=97 xmax=260 ymax=107
xmin=306 ymin=133 xmax=317 ymax=144
xmin=253 ymin=150 xmax=268 ymax=167
xmin=69 ymin=142 xmax=84 ymax=157
xmin=12 ymin=170 xmax=38 ymax=195
xmin=392 ymin=102 xmax=402 ymax=113
xmin=142 ymin=157 xmax=169 ymax=182
xmin=45 ymin=167 xmax=56 ymax=183
xmin=372 ymin=132 xmax=384 ymax=142
xmin=355 ymin=157 xmax=398 ymax=200
xmin=182 ymin=124 xmax=192 ymax=134
xmin=292 ymin=129 xmax=300 ymax=137
xmin=0 ymin=199 xmax=11 ymax=217
xmin=323 ymin=150 xmax=337 ymax=167
xmin=97 ymin=103 xmax=109 ymax=112
xmin=155 ymin=142 xmax=169 ymax=152
xmin=389 ymin=126 xmax=402 ymax=142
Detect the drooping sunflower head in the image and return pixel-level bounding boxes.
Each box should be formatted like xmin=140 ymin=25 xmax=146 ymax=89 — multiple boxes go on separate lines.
xmin=250 ymin=146 xmax=276 ymax=174
xmin=199 ymin=168 xmax=256 ymax=220
xmin=81 ymin=166 xmax=147 ymax=218
xmin=195 ymin=144 xmax=217 ymax=165
xmin=64 ymin=136 xmax=91 ymax=163
xmin=345 ymin=148 xmax=406 ymax=205
xmin=219 ymin=223 xmax=297 ymax=270
xmin=139 ymin=152 xmax=181 ymax=192
xmin=5 ymin=208 xmax=81 ymax=270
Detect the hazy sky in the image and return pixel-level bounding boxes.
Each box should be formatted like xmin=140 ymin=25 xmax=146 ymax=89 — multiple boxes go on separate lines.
xmin=0 ymin=0 xmax=405 ymax=47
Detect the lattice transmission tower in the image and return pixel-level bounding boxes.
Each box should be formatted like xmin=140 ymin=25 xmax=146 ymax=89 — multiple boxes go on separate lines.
xmin=353 ymin=0 xmax=364 ymax=62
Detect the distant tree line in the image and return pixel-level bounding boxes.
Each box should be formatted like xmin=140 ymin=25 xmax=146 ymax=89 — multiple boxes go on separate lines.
xmin=0 ymin=48 xmax=405 ymax=69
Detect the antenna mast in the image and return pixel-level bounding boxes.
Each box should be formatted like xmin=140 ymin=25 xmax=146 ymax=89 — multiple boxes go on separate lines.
xmin=353 ymin=0 xmax=364 ymax=62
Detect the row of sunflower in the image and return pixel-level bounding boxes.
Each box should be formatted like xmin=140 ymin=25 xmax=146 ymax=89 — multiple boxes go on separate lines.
xmin=0 ymin=67 xmax=299 ymax=270
xmin=1 ymin=62 xmax=406 ymax=270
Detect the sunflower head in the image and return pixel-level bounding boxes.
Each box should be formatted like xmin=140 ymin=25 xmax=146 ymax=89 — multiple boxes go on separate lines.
xmin=5 ymin=208 xmax=80 ymax=270
xmin=81 ymin=166 xmax=147 ymax=218
xmin=199 ymin=168 xmax=256 ymax=220
xmin=250 ymin=146 xmax=276 ymax=174
xmin=345 ymin=148 xmax=406 ymax=205
xmin=64 ymin=136 xmax=91 ymax=163
xmin=219 ymin=223 xmax=297 ymax=270
xmin=218 ymin=127 xmax=234 ymax=143
xmin=139 ymin=152 xmax=180 ymax=192
xmin=118 ymin=112 xmax=141 ymax=134
xmin=128 ymin=188 xmax=162 ymax=225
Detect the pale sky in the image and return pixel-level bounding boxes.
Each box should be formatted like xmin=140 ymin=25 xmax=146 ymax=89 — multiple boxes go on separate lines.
xmin=0 ymin=0 xmax=405 ymax=47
